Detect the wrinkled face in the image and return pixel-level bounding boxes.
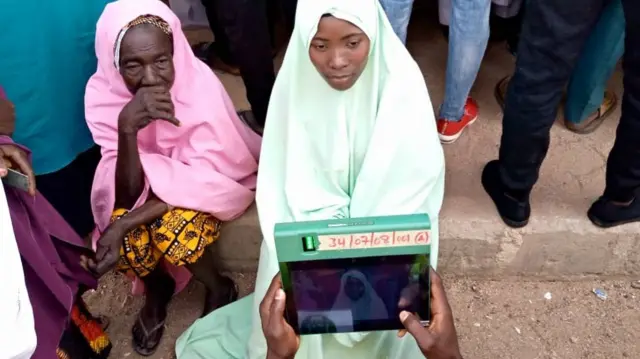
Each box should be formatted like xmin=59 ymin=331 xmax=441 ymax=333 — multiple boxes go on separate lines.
xmin=119 ymin=24 xmax=175 ymax=94
xmin=344 ymin=275 xmax=366 ymax=301
xmin=309 ymin=15 xmax=370 ymax=91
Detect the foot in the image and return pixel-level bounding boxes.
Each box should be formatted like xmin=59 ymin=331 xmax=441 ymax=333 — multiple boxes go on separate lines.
xmin=481 ymin=160 xmax=531 ymax=228
xmin=587 ymin=195 xmax=640 ymax=228
xmin=202 ymin=276 xmax=239 ymax=317
xmin=564 ymin=90 xmax=617 ymax=134
xmin=437 ymin=97 xmax=478 ymax=144
xmin=132 ymin=277 xmax=175 ymax=356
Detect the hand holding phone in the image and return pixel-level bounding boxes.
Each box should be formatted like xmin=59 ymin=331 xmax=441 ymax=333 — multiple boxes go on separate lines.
xmin=0 ymin=145 xmax=35 ymax=196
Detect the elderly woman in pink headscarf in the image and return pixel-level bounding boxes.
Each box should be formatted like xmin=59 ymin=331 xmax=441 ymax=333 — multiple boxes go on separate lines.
xmin=83 ymin=0 xmax=260 ymax=355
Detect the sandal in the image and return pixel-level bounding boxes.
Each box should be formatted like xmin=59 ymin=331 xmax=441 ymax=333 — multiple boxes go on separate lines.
xmin=132 ymin=313 xmax=166 ymax=356
xmin=564 ymin=90 xmax=616 ymax=134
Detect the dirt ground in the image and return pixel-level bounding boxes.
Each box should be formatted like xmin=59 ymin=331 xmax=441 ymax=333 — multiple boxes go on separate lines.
xmin=83 ymin=274 xmax=640 ymax=359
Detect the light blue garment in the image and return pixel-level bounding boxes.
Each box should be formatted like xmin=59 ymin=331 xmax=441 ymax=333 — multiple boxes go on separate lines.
xmin=379 ymin=0 xmax=490 ymax=121
xmin=565 ymin=0 xmax=624 ymax=124
xmin=438 ymin=0 xmax=490 ymax=121
xmin=378 ymin=0 xmax=415 ymax=43
xmin=176 ymin=0 xmax=445 ymax=357
xmin=0 ymin=0 xmax=110 ymax=175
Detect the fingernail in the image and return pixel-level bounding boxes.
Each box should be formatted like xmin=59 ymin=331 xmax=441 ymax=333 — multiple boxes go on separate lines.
xmin=399 ymin=311 xmax=409 ymax=322
xmin=275 ymin=289 xmax=285 ymax=300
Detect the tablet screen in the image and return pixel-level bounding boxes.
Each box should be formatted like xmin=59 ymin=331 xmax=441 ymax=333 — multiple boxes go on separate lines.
xmin=283 ymin=254 xmax=430 ymax=334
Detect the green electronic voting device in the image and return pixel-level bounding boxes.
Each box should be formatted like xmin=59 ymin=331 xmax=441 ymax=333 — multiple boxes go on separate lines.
xmin=274 ymin=213 xmax=431 ymax=335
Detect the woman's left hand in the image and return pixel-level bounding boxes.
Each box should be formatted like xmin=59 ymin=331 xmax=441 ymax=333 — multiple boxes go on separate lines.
xmin=261 ymin=274 xmax=300 ymax=359
xmin=0 ymin=144 xmax=36 ymax=196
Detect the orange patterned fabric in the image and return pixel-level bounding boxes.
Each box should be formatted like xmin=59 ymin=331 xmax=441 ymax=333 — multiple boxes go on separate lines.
xmin=112 ymin=208 xmax=221 ymax=278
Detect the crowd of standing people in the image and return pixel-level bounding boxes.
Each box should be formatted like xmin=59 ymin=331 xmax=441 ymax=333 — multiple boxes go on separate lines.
xmin=0 ymin=0 xmax=638 ymax=358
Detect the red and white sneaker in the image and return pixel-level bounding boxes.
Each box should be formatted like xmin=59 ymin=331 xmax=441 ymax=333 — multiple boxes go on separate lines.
xmin=437 ymin=97 xmax=479 ymax=144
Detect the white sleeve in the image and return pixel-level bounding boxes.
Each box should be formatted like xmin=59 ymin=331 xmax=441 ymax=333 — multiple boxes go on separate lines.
xmin=0 ymin=182 xmax=37 ymax=359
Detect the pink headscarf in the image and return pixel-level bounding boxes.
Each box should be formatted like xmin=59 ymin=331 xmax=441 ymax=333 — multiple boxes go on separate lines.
xmin=85 ymin=0 xmax=261 ymax=293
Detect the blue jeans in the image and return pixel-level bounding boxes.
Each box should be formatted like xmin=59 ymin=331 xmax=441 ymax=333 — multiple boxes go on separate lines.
xmin=379 ymin=0 xmax=490 ymax=121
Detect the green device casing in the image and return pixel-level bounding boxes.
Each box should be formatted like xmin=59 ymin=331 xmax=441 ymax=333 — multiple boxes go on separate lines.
xmin=274 ymin=213 xmax=432 ymax=335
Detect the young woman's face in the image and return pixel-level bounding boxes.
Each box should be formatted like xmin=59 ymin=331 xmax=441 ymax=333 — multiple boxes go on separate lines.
xmin=309 ymin=15 xmax=370 ymax=91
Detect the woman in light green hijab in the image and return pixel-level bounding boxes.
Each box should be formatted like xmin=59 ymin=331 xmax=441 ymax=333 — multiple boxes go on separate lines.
xmin=176 ymin=0 xmax=445 ymax=358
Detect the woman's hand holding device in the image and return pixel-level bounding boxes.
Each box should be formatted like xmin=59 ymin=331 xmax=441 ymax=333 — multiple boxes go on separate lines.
xmin=262 ymin=269 xmax=463 ymax=359
xmin=261 ymin=274 xmax=300 ymax=359
xmin=398 ymin=268 xmax=463 ymax=359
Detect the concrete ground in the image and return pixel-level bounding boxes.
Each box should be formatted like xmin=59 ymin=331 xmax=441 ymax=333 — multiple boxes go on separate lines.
xmin=87 ymin=4 xmax=640 ymax=359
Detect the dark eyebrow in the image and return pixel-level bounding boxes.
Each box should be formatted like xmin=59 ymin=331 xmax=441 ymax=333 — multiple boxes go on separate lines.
xmin=313 ymin=32 xmax=364 ymax=42
xmin=341 ymin=32 xmax=364 ymax=40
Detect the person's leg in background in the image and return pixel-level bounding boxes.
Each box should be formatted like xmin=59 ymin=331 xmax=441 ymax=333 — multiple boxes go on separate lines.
xmin=195 ymin=0 xmax=241 ymax=75
xmin=482 ymin=0 xmax=606 ymax=228
xmin=564 ymin=0 xmax=624 ymax=134
xmin=494 ymin=0 xmax=622 ymax=134
xmin=378 ymin=0 xmax=415 ymax=44
xmin=281 ymin=0 xmax=298 ymax=35
xmin=209 ymin=0 xmax=275 ymax=129
xmin=588 ymin=0 xmax=640 ymax=227
xmin=436 ymin=0 xmax=491 ymax=144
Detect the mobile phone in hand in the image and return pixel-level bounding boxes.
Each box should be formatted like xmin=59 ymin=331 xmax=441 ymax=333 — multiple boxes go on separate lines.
xmin=2 ymin=168 xmax=30 ymax=192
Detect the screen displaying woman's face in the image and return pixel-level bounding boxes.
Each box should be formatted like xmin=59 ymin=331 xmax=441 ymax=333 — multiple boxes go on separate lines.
xmin=308 ymin=15 xmax=370 ymax=91
xmin=345 ymin=275 xmax=366 ymax=301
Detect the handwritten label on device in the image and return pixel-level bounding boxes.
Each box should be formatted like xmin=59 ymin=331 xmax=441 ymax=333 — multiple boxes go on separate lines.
xmin=317 ymin=230 xmax=430 ymax=251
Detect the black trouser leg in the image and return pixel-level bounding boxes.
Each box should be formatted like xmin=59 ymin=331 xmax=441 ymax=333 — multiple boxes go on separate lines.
xmin=602 ymin=0 xmax=640 ymax=201
xmin=212 ymin=0 xmax=275 ymax=126
xmin=200 ymin=0 xmax=234 ymax=64
xmin=498 ymin=0 xmax=606 ymax=195
xmin=281 ymin=0 xmax=297 ymax=35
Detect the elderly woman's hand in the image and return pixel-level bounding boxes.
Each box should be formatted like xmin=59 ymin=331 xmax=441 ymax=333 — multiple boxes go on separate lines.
xmin=0 ymin=98 xmax=16 ymax=136
xmin=82 ymin=220 xmax=128 ymax=277
xmin=261 ymin=274 xmax=300 ymax=359
xmin=118 ymin=85 xmax=180 ymax=134
xmin=0 ymin=144 xmax=36 ymax=196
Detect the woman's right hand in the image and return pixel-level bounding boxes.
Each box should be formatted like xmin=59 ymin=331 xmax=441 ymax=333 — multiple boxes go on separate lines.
xmin=117 ymin=86 xmax=180 ymax=134
xmin=0 ymin=144 xmax=36 ymax=196
xmin=399 ymin=268 xmax=463 ymax=359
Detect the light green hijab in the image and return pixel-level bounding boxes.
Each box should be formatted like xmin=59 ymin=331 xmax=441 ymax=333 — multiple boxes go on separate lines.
xmin=176 ymin=0 xmax=444 ymax=357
